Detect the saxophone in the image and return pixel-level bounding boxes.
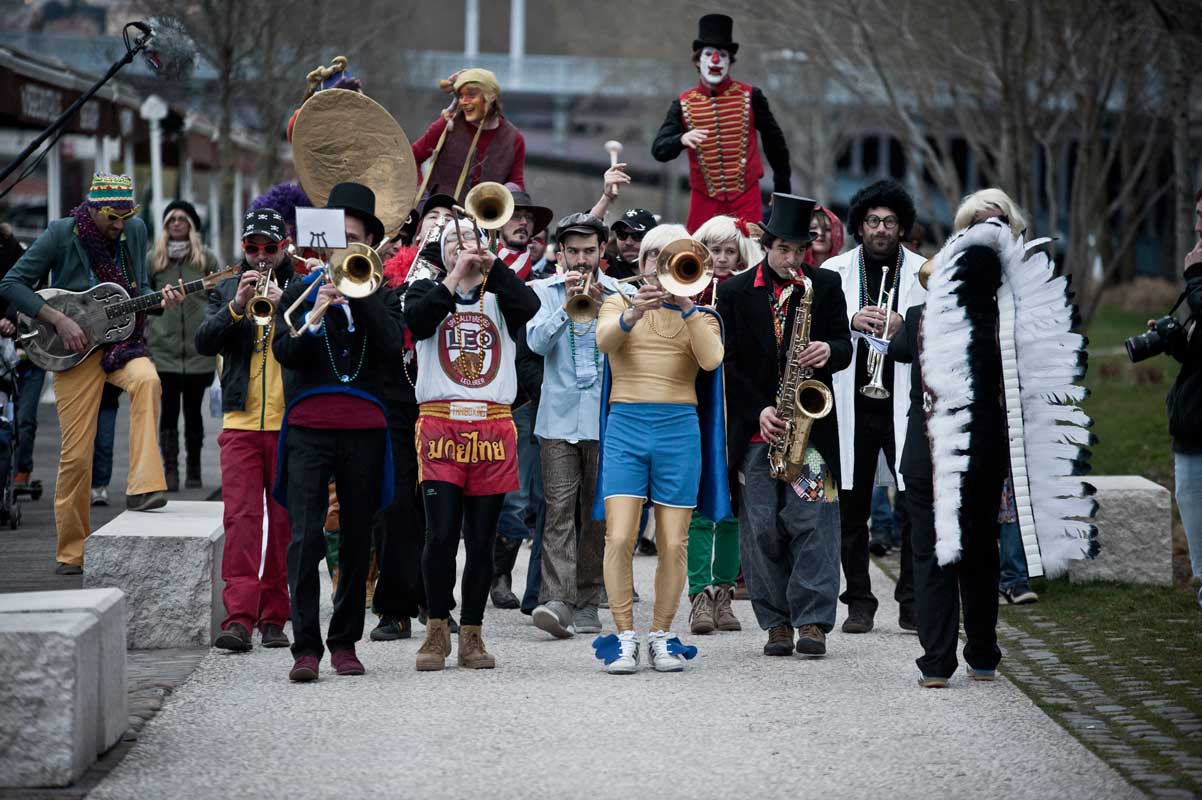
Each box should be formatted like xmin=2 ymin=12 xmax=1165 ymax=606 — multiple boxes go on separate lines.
xmin=767 ymin=275 xmax=835 ymax=483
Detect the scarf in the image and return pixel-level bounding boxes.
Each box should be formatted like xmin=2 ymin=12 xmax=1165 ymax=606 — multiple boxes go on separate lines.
xmin=167 ymin=240 xmax=190 ymax=260
xmin=74 ymin=206 xmax=149 ymax=372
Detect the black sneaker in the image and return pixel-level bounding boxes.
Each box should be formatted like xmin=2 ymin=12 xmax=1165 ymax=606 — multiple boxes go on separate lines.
xmin=841 ymin=611 xmax=875 ymax=634
xmin=490 ymin=575 xmax=520 ymax=609
xmin=447 ymin=614 xmax=460 ymax=634
xmin=637 ymin=538 xmax=657 ymax=556
xmin=1001 ymin=583 xmax=1039 ymax=604
xmin=370 ymin=615 xmax=411 ymax=641
xmin=54 ymin=562 xmax=82 ymax=576
xmin=126 ymin=491 xmax=167 ymax=512
xmin=215 ymin=622 xmax=252 ymax=652
xmin=898 ymin=606 xmax=918 ymax=632
xmin=261 ymin=623 xmax=290 ymax=648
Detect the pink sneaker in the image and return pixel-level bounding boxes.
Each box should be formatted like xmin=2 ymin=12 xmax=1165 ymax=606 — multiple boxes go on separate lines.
xmin=331 ymin=648 xmax=365 ymax=676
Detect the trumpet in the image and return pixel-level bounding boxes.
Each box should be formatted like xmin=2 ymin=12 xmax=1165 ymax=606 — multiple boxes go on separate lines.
xmin=564 ymin=272 xmax=602 ymax=323
xmin=860 ymin=265 xmax=894 ymax=400
xmin=248 ymin=261 xmax=275 ymax=326
xmin=282 ymin=242 xmax=384 ymax=338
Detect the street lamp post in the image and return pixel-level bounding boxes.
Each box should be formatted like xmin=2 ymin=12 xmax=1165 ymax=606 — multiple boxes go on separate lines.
xmin=140 ymin=94 xmax=168 ymax=233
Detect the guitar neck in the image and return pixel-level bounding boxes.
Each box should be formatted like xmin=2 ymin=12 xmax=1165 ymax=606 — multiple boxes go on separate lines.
xmin=105 ymin=276 xmax=209 ymax=318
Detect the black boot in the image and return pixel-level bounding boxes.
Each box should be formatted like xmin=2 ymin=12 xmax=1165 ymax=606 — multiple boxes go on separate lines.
xmin=160 ymin=428 xmax=179 ymax=493
xmin=185 ymin=430 xmax=203 ymax=489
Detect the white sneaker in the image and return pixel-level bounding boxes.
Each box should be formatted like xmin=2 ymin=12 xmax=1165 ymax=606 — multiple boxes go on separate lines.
xmin=90 ymin=487 xmax=109 ymax=506
xmin=648 ymin=630 xmax=686 ymax=673
xmin=607 ymin=630 xmax=640 ymax=675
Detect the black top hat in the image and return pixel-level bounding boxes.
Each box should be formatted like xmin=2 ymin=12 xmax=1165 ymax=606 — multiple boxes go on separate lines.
xmin=763 ymin=194 xmax=817 ymax=244
xmin=693 ymin=14 xmax=738 ymax=55
xmin=326 ymin=182 xmax=385 ymax=245
xmin=509 ymin=188 xmax=554 ymax=238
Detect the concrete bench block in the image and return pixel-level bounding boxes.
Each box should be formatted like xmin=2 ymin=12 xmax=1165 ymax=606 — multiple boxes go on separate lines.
xmin=83 ymin=501 xmax=225 ymax=649
xmin=0 ymin=589 xmax=126 ymax=752
xmin=1069 ymin=475 xmax=1172 ymax=586
xmin=0 ymin=612 xmax=100 ymax=787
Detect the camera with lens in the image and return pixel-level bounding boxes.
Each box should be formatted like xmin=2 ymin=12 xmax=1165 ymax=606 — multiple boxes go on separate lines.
xmin=1125 ymin=315 xmax=1183 ymax=363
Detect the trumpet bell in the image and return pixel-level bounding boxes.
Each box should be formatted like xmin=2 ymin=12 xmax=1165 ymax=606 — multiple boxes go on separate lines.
xmin=655 ymin=239 xmax=714 ymax=297
xmin=565 ymin=295 xmax=601 ymax=323
xmin=248 ymin=296 xmax=275 ymax=326
xmin=463 ymin=181 xmax=514 ymax=230
xmin=329 ymin=242 xmax=384 ymax=299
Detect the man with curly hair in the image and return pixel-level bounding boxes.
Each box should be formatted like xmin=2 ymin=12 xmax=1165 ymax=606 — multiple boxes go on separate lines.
xmin=819 ymin=178 xmax=926 ymax=634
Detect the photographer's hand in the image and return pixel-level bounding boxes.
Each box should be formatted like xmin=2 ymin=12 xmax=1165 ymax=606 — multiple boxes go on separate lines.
xmin=1186 ymin=240 xmax=1202 ymax=271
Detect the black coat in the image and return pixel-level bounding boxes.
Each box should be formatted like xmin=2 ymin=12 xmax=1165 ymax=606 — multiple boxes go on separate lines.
xmin=888 ymin=304 xmax=930 ymax=479
xmin=1167 ymin=262 xmax=1202 ymax=454
xmin=270 ymin=279 xmax=405 ymax=405
xmin=716 ymin=260 xmax=852 ymax=492
xmin=195 ymin=258 xmax=297 ymax=413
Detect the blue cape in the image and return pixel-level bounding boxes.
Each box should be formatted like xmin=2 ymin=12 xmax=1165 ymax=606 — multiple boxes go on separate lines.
xmin=591 ymin=306 xmax=732 ymax=522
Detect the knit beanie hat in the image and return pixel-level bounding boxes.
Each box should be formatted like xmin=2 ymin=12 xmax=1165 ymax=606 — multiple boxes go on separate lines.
xmin=86 ymin=173 xmax=136 ymax=209
xmin=163 ymin=199 xmax=201 ymax=231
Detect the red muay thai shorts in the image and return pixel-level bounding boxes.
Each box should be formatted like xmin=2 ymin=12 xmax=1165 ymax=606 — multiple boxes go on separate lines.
xmin=416 ymin=401 xmax=519 ymax=496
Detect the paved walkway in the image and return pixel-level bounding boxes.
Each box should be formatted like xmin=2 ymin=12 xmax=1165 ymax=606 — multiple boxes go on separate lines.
xmin=88 ymin=554 xmax=1138 ymax=800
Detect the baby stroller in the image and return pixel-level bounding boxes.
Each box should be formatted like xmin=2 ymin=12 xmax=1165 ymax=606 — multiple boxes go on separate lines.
xmin=0 ymin=338 xmax=29 ymax=529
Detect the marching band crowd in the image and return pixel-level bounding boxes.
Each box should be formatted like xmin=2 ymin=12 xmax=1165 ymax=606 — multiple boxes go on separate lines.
xmin=0 ymin=14 xmax=1118 ymax=687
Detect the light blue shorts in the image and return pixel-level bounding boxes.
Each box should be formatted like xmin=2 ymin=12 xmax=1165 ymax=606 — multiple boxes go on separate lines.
xmin=602 ymin=403 xmax=700 ymax=508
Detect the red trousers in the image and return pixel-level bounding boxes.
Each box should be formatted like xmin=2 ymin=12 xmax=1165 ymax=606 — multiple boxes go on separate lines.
xmin=218 ymin=429 xmax=291 ymax=631
xmin=685 ymin=184 xmax=764 ymax=233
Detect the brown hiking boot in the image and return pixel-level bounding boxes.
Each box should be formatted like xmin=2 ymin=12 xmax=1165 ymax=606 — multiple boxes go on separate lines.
xmin=458 ymin=625 xmax=496 ymax=669
xmin=712 ymin=585 xmax=742 ymax=631
xmin=689 ymin=589 xmax=716 ymax=635
xmin=415 ymin=618 xmax=452 ymax=671
xmin=764 ymin=624 xmax=794 ymax=656
xmin=796 ymin=624 xmax=827 ymax=656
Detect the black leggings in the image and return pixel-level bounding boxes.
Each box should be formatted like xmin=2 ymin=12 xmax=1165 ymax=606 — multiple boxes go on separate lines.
xmin=421 ymin=481 xmax=505 ymax=627
xmin=160 ymin=371 xmax=212 ymax=449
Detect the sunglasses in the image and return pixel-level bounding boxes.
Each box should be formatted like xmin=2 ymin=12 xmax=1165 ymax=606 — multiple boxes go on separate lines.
xmin=615 ymin=230 xmax=644 ymax=242
xmin=242 ymin=241 xmax=285 ymax=256
xmin=99 ymin=205 xmax=140 ymax=222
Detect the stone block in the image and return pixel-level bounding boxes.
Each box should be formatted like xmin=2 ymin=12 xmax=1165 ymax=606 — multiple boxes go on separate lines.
xmin=1069 ymin=475 xmax=1172 ymax=586
xmin=83 ymin=501 xmax=225 ymax=648
xmin=0 ymin=612 xmax=100 ymax=787
xmin=0 ymin=589 xmax=127 ymax=752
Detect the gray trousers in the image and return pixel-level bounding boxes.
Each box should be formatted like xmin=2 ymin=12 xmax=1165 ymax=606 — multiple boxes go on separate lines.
xmin=539 ymin=438 xmax=605 ymax=608
xmin=738 ymin=443 xmax=842 ymax=632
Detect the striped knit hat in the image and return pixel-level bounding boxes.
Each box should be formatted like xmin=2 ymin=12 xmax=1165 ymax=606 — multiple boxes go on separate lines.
xmin=86 ymin=173 xmax=136 ymax=210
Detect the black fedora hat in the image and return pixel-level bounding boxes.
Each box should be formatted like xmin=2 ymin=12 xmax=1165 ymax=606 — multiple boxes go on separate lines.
xmin=509 ymin=188 xmax=554 ymax=238
xmin=693 ymin=14 xmax=739 ymax=55
xmin=326 ymin=182 xmax=385 ymax=244
xmin=763 ymin=193 xmax=817 ymax=245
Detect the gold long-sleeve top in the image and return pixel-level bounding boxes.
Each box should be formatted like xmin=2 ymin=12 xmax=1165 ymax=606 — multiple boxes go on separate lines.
xmin=596 ymin=294 xmax=724 ymax=406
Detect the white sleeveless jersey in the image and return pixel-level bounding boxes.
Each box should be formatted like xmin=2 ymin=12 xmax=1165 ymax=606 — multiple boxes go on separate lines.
xmin=414 ymin=291 xmax=518 ymax=405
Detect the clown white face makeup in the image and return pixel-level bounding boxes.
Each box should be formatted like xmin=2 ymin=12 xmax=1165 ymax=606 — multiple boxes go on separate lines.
xmin=699 ymin=47 xmax=730 ymax=86
xmin=457 ymin=83 xmax=489 ymax=123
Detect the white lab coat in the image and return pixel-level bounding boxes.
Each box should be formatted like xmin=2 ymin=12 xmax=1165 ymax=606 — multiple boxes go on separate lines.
xmin=821 ymin=244 xmax=927 ymax=492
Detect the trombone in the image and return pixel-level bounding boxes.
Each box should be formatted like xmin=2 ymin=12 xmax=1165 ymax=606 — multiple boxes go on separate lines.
xmin=860 ymin=265 xmax=894 ymax=399
xmin=655 ymin=239 xmax=714 ymax=297
xmin=282 ymin=242 xmax=385 ymax=338
xmin=455 ymin=181 xmax=514 ymax=252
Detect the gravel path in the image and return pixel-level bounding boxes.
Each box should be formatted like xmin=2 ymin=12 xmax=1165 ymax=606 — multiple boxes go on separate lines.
xmin=88 ymin=549 xmax=1140 ymax=800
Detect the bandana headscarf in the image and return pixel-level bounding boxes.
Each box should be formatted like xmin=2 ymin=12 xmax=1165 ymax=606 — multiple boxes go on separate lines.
xmin=803 ymin=205 xmax=844 ymax=267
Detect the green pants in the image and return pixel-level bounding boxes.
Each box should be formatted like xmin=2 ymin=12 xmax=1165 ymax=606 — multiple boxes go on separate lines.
xmin=687 ymin=511 xmax=740 ymax=596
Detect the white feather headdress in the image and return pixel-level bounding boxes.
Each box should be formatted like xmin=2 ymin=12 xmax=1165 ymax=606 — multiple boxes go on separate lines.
xmin=920 ymin=218 xmax=1098 ymax=575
